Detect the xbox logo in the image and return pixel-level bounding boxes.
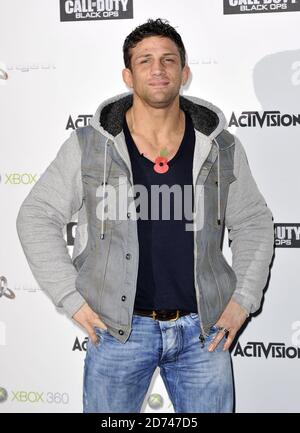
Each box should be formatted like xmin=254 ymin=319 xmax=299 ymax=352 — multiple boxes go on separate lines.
xmin=147 ymin=393 xmax=164 ymax=410
xmin=0 ymin=387 xmax=8 ymax=403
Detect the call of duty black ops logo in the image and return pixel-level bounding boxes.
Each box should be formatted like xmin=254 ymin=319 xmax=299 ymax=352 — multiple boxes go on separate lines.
xmin=274 ymin=224 xmax=300 ymax=248
xmin=224 ymin=0 xmax=300 ymax=14
xmin=60 ymin=0 xmax=133 ymax=21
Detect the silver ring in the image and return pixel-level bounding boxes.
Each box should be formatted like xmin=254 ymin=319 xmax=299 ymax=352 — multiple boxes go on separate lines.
xmin=217 ymin=326 xmax=228 ymax=333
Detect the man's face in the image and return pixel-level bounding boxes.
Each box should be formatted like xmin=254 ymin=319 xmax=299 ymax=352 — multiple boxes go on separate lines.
xmin=122 ymin=36 xmax=190 ymax=108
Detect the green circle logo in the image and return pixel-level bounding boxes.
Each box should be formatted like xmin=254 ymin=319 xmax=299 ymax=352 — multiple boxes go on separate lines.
xmin=148 ymin=393 xmax=164 ymax=410
xmin=0 ymin=387 xmax=8 ymax=403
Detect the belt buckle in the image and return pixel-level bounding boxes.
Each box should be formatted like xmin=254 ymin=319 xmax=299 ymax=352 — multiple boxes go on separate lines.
xmin=151 ymin=310 xmax=157 ymax=320
xmin=151 ymin=309 xmax=180 ymax=321
xmin=169 ymin=310 xmax=180 ymax=321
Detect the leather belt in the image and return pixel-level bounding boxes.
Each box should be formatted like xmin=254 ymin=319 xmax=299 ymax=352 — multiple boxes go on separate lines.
xmin=133 ymin=308 xmax=191 ymax=321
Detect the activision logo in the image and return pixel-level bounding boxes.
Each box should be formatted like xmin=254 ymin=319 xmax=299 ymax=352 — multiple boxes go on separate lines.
xmin=66 ymin=114 xmax=93 ymax=130
xmin=72 ymin=336 xmax=89 ymax=351
xmin=60 ymin=0 xmax=134 ymax=21
xmin=229 ymin=111 xmax=300 ymax=128
xmin=234 ymin=341 xmax=300 ymax=358
xmin=274 ymin=223 xmax=300 ymax=248
xmin=224 ymin=0 xmax=300 ymax=15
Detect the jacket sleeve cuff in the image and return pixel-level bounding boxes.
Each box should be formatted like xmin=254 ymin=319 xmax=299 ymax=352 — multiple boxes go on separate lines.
xmin=231 ymin=292 xmax=255 ymax=316
xmin=59 ymin=290 xmax=87 ymax=319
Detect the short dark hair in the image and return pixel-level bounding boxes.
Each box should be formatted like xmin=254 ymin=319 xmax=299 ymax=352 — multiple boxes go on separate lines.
xmin=123 ymin=18 xmax=186 ymax=70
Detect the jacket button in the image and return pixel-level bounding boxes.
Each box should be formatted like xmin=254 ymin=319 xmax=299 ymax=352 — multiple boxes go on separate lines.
xmin=126 ymin=253 xmax=131 ymax=260
xmin=127 ymin=212 xmax=131 ymax=219
xmin=118 ymin=330 xmax=124 ymax=335
xmin=121 ymin=295 xmax=126 ymax=301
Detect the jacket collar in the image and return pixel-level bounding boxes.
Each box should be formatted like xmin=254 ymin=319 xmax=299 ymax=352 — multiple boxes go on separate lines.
xmin=89 ymin=91 xmax=227 ymax=141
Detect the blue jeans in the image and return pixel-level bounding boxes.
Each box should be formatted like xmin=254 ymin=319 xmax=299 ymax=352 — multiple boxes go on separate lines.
xmin=83 ymin=313 xmax=234 ymax=413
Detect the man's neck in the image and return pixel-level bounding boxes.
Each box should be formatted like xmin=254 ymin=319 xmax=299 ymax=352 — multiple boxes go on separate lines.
xmin=126 ymin=94 xmax=184 ymax=140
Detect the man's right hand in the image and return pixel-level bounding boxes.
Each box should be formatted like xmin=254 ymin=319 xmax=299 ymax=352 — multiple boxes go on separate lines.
xmin=72 ymin=302 xmax=108 ymax=345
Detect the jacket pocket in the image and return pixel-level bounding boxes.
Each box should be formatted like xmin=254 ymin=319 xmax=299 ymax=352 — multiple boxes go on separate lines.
xmin=205 ymin=168 xmax=236 ymax=229
xmin=105 ymin=175 xmax=129 ymax=226
xmin=90 ymin=174 xmax=129 ymax=228
xmin=97 ymin=233 xmax=126 ymax=325
xmin=198 ymin=252 xmax=222 ymax=325
xmin=73 ymin=243 xmax=91 ymax=272
xmin=209 ymin=239 xmax=237 ymax=310
xmin=75 ymin=235 xmax=111 ymax=314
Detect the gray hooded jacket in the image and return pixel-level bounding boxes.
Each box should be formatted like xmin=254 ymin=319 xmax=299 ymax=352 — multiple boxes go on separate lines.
xmin=16 ymin=92 xmax=274 ymax=343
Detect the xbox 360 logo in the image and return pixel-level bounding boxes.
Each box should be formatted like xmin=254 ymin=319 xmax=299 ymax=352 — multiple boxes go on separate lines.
xmin=147 ymin=393 xmax=164 ymax=410
xmin=0 ymin=387 xmax=8 ymax=403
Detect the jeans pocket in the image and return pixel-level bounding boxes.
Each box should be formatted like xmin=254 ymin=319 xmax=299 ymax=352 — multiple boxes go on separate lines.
xmin=93 ymin=326 xmax=108 ymax=347
xmin=94 ymin=326 xmax=108 ymax=335
xmin=87 ymin=335 xmax=101 ymax=349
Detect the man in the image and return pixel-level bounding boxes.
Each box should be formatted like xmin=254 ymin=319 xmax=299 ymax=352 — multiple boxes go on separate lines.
xmin=16 ymin=18 xmax=274 ymax=413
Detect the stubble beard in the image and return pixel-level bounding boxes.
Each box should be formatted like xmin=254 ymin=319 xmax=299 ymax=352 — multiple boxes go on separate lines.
xmin=141 ymin=87 xmax=180 ymax=109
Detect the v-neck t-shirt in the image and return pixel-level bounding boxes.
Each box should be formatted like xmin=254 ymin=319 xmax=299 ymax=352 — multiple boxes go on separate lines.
xmin=123 ymin=110 xmax=197 ymax=312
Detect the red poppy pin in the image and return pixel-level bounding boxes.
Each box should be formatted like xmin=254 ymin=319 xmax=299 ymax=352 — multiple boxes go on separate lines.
xmin=153 ymin=147 xmax=169 ymax=174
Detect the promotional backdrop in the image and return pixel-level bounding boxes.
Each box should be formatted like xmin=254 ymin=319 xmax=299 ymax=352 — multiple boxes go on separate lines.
xmin=1 ymin=0 xmax=300 ymax=413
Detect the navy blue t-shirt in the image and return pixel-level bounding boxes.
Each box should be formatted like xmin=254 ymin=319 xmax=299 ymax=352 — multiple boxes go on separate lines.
xmin=123 ymin=110 xmax=197 ymax=312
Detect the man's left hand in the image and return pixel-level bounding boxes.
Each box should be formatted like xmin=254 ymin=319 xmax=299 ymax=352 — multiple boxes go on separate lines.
xmin=208 ymin=299 xmax=249 ymax=352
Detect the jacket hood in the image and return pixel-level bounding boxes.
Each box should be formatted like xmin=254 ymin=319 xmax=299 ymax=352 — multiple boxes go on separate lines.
xmin=89 ymin=91 xmax=227 ymax=141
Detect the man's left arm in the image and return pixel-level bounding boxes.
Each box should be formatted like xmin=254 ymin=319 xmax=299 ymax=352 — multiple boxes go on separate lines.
xmin=208 ymin=134 xmax=274 ymax=352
